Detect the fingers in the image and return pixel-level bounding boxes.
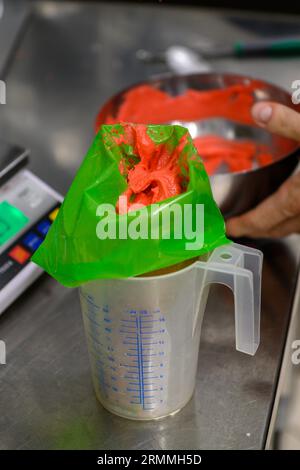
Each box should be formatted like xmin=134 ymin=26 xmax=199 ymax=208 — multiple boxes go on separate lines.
xmin=252 ymin=102 xmax=300 ymax=141
xmin=226 ymin=172 xmax=300 ymax=238
xmin=227 ymin=101 xmax=300 ymax=239
xmin=266 ymin=214 xmax=300 ymax=238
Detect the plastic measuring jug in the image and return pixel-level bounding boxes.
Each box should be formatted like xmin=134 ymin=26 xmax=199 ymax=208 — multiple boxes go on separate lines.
xmin=79 ymin=242 xmax=262 ymax=420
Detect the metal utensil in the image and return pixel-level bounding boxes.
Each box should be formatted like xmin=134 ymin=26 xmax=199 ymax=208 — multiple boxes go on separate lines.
xmin=138 ymin=45 xmax=212 ymax=75
xmin=136 ymin=36 xmax=300 ymax=64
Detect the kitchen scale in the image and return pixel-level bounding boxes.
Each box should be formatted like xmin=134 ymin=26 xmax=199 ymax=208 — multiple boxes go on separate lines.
xmin=0 ymin=141 xmax=62 ymax=314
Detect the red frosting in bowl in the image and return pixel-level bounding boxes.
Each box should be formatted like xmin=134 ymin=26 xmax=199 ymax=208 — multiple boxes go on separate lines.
xmin=96 ymin=83 xmax=276 ymax=175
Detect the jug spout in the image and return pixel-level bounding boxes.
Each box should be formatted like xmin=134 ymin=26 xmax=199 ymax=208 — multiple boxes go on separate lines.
xmin=196 ymin=243 xmax=263 ymax=356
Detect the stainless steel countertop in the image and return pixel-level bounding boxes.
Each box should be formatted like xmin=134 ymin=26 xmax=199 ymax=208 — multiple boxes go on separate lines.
xmin=0 ymin=1 xmax=299 ymax=450
xmin=0 ymin=0 xmax=29 ymax=77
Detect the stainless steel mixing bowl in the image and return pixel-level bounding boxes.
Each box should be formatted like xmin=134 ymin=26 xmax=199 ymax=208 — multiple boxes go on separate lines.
xmin=97 ymin=73 xmax=300 ymax=218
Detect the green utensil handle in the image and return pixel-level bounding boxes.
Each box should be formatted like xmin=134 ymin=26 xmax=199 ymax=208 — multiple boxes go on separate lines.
xmin=234 ymin=38 xmax=300 ymax=57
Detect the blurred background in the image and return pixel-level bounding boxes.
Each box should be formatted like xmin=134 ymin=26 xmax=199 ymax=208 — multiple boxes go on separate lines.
xmin=32 ymin=0 xmax=300 ymax=15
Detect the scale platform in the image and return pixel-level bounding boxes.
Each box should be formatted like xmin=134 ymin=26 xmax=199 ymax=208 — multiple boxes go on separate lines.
xmin=0 ymin=141 xmax=62 ymax=314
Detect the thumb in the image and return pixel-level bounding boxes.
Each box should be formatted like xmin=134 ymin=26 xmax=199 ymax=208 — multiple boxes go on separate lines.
xmin=251 ymin=102 xmax=300 ymax=142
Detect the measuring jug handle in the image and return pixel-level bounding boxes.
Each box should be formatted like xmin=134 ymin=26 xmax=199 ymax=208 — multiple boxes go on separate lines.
xmin=196 ymin=242 xmax=263 ymax=356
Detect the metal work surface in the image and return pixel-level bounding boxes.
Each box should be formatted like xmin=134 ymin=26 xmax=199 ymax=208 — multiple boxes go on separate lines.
xmin=0 ymin=1 xmax=299 ymax=450
xmin=0 ymin=0 xmax=29 ymax=77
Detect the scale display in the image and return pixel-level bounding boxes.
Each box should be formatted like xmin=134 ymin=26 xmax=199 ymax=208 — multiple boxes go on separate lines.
xmin=0 ymin=167 xmax=62 ymax=314
xmin=0 ymin=201 xmax=28 ymax=245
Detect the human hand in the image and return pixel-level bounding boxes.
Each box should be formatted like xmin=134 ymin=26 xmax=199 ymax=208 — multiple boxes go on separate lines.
xmin=226 ymin=102 xmax=300 ymax=238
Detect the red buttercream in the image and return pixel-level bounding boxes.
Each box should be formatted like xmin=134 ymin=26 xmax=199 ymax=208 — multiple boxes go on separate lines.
xmin=115 ymin=124 xmax=186 ymax=213
xmin=193 ymin=135 xmax=273 ymax=174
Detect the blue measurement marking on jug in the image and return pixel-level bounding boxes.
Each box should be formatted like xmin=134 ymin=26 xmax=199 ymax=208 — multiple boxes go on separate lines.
xmin=80 ymin=291 xmax=168 ymax=414
xmin=119 ymin=308 xmax=167 ymax=411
